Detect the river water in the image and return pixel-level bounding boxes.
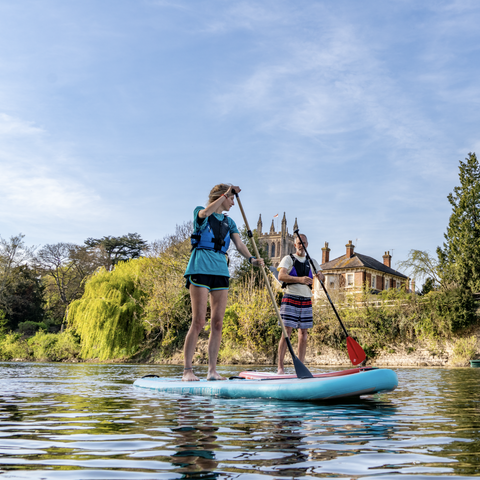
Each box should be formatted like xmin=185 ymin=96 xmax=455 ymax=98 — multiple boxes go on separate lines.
xmin=0 ymin=363 xmax=479 ymax=479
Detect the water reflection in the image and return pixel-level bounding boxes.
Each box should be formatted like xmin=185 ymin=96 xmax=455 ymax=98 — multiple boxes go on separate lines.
xmin=0 ymin=362 xmax=480 ymax=479
xmin=170 ymin=398 xmax=219 ymax=478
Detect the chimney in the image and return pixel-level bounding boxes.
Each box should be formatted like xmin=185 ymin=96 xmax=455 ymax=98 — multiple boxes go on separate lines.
xmin=322 ymin=242 xmax=330 ymax=264
xmin=345 ymin=240 xmax=355 ymax=259
xmin=383 ymin=251 xmax=391 ymax=268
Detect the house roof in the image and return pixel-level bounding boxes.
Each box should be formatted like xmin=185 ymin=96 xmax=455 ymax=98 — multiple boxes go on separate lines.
xmin=321 ymin=253 xmax=408 ymax=279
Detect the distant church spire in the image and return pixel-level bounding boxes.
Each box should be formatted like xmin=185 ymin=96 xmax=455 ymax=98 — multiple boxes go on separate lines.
xmin=293 ymin=217 xmax=298 ymax=232
xmin=257 ymin=214 xmax=263 ymax=235
xmin=281 ymin=212 xmax=287 ymax=236
xmin=270 ymin=219 xmax=275 ymax=233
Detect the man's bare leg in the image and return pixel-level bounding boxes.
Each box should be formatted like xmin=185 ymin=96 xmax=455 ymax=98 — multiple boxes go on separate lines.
xmin=277 ymin=326 xmax=293 ymax=375
xmin=297 ymin=328 xmax=308 ymax=363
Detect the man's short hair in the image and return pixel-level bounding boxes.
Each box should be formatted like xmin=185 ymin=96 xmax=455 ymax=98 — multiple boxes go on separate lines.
xmin=295 ymin=234 xmax=308 ymax=243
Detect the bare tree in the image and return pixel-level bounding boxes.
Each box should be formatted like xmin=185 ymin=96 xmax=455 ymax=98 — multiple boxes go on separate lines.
xmin=34 ymin=243 xmax=103 ymax=324
xmin=0 ymin=234 xmax=35 ymax=314
xmin=397 ymin=249 xmax=443 ymax=289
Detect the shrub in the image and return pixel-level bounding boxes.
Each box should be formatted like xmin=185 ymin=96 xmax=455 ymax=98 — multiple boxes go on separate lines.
xmin=451 ymin=335 xmax=477 ymax=366
xmin=27 ymin=330 xmax=80 ymax=361
xmin=220 ymin=279 xmax=281 ymax=363
xmin=0 ymin=333 xmax=31 ymax=360
xmin=18 ymin=321 xmax=48 ymax=336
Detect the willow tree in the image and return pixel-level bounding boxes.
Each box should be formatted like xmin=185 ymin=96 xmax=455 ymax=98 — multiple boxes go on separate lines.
xmin=68 ymin=259 xmax=147 ymax=360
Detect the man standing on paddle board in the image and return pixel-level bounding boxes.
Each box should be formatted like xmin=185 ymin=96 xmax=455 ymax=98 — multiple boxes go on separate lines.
xmin=183 ymin=184 xmax=264 ymax=382
xmin=277 ymin=234 xmax=324 ymax=375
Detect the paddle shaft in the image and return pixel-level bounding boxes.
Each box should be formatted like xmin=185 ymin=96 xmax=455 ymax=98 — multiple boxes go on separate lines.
xmin=293 ymin=230 xmax=349 ymax=338
xmin=232 ymin=193 xmax=316 ymax=381
xmin=233 ymin=193 xmax=292 ymax=347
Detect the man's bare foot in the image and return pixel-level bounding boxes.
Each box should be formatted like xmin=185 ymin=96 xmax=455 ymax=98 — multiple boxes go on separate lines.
xmin=277 ymin=368 xmax=285 ymax=375
xmin=206 ymin=371 xmax=227 ymax=381
xmin=182 ymin=368 xmax=199 ymax=381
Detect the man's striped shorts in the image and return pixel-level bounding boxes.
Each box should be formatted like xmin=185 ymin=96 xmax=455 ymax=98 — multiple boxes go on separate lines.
xmin=279 ymin=294 xmax=313 ymax=329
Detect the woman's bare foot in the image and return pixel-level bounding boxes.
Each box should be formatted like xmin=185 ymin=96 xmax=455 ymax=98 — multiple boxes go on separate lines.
xmin=277 ymin=368 xmax=285 ymax=375
xmin=182 ymin=368 xmax=199 ymax=381
xmin=206 ymin=371 xmax=227 ymax=381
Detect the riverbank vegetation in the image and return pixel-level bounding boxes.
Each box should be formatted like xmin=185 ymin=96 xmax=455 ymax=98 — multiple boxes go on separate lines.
xmin=1 ymin=154 xmax=480 ymax=366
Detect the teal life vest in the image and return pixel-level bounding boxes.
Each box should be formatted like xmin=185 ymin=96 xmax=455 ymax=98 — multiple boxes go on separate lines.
xmin=191 ymin=214 xmax=231 ymax=254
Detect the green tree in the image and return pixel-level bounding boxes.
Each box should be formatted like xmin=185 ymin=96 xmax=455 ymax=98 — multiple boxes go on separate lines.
xmin=231 ymin=226 xmax=272 ymax=286
xmin=420 ymin=277 xmax=436 ymax=295
xmin=437 ymin=152 xmax=480 ymax=291
xmin=85 ymin=233 xmax=148 ymax=270
xmin=5 ymin=265 xmax=45 ymax=331
xmin=0 ymin=234 xmax=35 ymax=320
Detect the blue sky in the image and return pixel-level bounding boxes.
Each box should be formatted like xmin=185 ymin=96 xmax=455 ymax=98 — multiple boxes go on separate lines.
xmin=0 ymin=0 xmax=479 ymax=277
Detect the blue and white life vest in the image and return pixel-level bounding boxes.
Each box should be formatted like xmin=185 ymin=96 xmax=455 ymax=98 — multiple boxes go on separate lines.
xmin=191 ymin=214 xmax=231 ymax=254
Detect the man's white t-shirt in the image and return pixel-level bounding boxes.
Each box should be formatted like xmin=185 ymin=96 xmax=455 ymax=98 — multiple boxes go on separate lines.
xmin=277 ymin=254 xmax=320 ymax=299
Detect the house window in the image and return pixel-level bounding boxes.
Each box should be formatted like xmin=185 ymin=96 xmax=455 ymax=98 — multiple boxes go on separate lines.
xmin=346 ymin=273 xmax=354 ymax=287
xmin=327 ymin=275 xmax=335 ymax=288
xmin=385 ymin=278 xmax=389 ymax=290
xmin=396 ymin=280 xmax=400 ymax=289
xmin=371 ymin=275 xmax=376 ymax=289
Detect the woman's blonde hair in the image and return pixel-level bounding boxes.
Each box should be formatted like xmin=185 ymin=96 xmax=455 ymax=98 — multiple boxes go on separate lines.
xmin=208 ymin=183 xmax=231 ymax=205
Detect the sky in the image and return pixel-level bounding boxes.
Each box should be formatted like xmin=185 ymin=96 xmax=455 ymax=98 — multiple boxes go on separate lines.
xmin=0 ymin=0 xmax=479 ymax=278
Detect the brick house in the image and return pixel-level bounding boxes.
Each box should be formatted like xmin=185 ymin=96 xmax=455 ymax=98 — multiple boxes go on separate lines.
xmin=315 ymin=240 xmax=412 ymax=297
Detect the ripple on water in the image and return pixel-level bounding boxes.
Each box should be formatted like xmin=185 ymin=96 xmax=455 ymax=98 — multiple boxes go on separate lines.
xmin=1 ymin=363 xmax=480 ymax=479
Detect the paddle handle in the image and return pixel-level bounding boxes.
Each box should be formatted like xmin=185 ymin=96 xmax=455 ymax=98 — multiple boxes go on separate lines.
xmin=293 ymin=229 xmax=349 ymax=338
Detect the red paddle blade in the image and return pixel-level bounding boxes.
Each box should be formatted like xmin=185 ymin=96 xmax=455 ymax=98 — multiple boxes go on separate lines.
xmin=347 ymin=336 xmax=366 ymax=365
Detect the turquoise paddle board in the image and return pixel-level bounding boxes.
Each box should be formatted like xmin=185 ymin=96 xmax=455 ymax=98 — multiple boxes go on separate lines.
xmin=133 ymin=368 xmax=398 ymax=401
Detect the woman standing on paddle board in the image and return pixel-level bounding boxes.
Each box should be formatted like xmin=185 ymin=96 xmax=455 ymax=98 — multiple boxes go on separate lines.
xmin=183 ymin=184 xmax=264 ymax=381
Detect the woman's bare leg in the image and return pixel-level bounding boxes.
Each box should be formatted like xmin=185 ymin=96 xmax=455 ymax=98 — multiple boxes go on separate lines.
xmin=206 ymin=289 xmax=228 ymax=380
xmin=183 ymin=285 xmax=209 ymax=381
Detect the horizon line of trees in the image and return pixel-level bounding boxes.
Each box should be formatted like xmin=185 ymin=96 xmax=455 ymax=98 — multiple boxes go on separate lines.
xmin=1 ymin=152 xmax=479 ymax=362
xmin=0 ymin=232 xmax=149 ymax=335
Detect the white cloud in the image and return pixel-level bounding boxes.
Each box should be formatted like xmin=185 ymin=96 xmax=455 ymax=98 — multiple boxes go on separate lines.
xmin=202 ymin=1 xmax=290 ymax=34
xmin=0 ymin=112 xmax=105 ymax=226
xmin=0 ymin=113 xmax=44 ymax=137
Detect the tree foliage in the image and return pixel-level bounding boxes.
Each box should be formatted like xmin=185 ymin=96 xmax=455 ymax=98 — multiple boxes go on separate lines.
xmin=231 ymin=226 xmax=272 ymax=286
xmin=5 ymin=266 xmax=45 ymax=331
xmin=221 ymin=276 xmax=281 ymax=363
xmin=437 ymin=152 xmax=480 ymax=291
xmin=138 ymin=223 xmax=193 ymax=356
xmin=85 ymin=233 xmax=148 ymax=270
xmin=68 ymin=259 xmax=147 ymax=360
xmin=0 ymin=234 xmax=40 ymax=329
